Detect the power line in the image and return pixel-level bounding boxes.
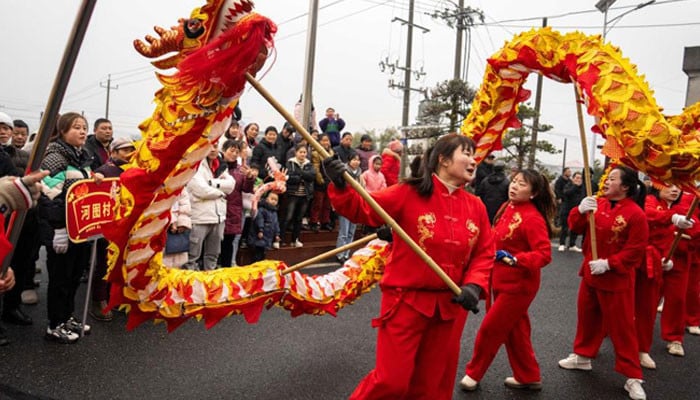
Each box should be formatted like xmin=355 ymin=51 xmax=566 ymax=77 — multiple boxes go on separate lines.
xmin=489 ymin=21 xmax=700 ymax=30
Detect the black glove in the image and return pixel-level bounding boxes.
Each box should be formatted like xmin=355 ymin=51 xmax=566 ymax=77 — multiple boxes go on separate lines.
xmin=376 ymin=225 xmax=393 ymax=242
xmin=321 ymin=155 xmax=347 ymax=189
xmin=451 ymin=284 xmax=481 ymax=314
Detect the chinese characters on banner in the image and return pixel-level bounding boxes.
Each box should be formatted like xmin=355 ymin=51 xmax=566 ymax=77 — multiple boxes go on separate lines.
xmin=65 ymin=178 xmax=119 ymax=242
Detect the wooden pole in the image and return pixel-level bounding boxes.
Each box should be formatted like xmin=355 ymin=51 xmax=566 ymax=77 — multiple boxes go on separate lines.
xmin=573 ymin=85 xmax=598 ymax=260
xmin=245 ymin=73 xmax=462 ymax=295
xmin=665 ymin=196 xmax=698 ymax=261
xmin=282 ymin=234 xmax=378 ymax=275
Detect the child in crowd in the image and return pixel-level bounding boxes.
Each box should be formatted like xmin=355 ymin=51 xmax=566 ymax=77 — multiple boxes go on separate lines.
xmin=361 ymin=155 xmax=387 ymax=193
xmin=335 ymin=153 xmax=362 ymax=263
xmin=248 ymin=192 xmax=281 ymax=262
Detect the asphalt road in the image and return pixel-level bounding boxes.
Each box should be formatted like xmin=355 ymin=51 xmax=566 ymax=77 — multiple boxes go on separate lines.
xmin=1 ymin=244 xmax=699 ymax=399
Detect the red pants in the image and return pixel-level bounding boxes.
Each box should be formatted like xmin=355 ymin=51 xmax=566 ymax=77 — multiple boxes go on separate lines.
xmin=634 ymin=269 xmax=661 ymax=352
xmin=350 ymin=294 xmax=468 ymax=400
xmin=661 ymin=255 xmax=690 ymax=342
xmin=573 ymin=281 xmax=642 ymax=379
xmin=685 ymin=259 xmax=700 ymax=327
xmin=465 ymin=291 xmax=540 ymax=383
xmin=310 ymin=190 xmax=331 ymax=225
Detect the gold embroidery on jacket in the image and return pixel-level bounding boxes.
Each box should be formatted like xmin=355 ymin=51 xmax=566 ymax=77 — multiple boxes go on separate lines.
xmin=609 ymin=215 xmax=627 ymax=244
xmin=417 ymin=213 xmax=436 ymax=250
xmin=503 ymin=211 xmax=522 ymax=240
xmin=466 ymin=220 xmax=480 ymax=248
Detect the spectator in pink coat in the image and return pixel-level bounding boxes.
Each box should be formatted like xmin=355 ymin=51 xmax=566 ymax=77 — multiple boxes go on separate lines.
xmin=361 ymin=155 xmax=387 ymax=193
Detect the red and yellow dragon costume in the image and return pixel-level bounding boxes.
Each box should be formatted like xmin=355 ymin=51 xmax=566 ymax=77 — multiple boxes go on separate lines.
xmin=104 ymin=2 xmax=699 ymax=331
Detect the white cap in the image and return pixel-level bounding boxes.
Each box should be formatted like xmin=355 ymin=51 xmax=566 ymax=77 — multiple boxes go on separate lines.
xmin=0 ymin=112 xmax=13 ymax=128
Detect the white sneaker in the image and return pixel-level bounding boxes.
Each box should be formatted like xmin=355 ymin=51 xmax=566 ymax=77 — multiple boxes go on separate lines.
xmin=624 ymin=378 xmax=646 ymax=400
xmin=558 ymin=353 xmax=592 ymax=370
xmin=657 ymin=298 xmax=664 ymax=313
xmin=639 ymin=352 xmax=656 ymax=369
xmin=558 ymin=245 xmax=566 ymax=252
xmin=293 ymin=240 xmax=303 ymax=248
xmin=667 ymin=341 xmax=685 ymax=356
xmin=459 ymin=374 xmax=478 ymax=391
xmin=687 ymin=326 xmax=700 ymax=335
xmin=503 ymin=377 xmax=542 ymax=390
xmin=569 ymin=245 xmax=582 ymax=252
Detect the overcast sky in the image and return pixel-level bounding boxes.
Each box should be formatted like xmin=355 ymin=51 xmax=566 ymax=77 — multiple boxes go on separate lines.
xmin=2 ymin=0 xmax=699 ymax=167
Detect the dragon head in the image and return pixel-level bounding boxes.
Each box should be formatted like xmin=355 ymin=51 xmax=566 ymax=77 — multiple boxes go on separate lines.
xmin=134 ymin=0 xmax=256 ymax=70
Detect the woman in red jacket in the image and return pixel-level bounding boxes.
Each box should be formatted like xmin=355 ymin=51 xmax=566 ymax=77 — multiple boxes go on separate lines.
xmin=636 ymin=184 xmax=685 ymax=369
xmin=459 ymin=169 xmax=555 ymax=391
xmin=558 ymin=166 xmax=649 ymax=400
xmin=658 ymin=190 xmax=695 ymax=357
xmin=324 ymin=134 xmax=494 ymax=400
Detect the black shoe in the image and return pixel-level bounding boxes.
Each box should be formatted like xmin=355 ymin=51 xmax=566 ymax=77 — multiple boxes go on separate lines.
xmin=2 ymin=308 xmax=33 ymax=326
xmin=322 ymin=224 xmax=334 ymax=232
xmin=311 ymin=223 xmax=320 ymax=233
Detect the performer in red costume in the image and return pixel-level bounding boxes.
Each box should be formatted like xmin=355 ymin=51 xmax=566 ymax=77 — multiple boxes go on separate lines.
xmin=684 ymin=188 xmax=700 ymax=336
xmin=558 ymin=166 xmax=649 ymax=400
xmin=459 ymin=169 xmax=555 ymax=391
xmin=658 ymin=189 xmax=696 ymax=357
xmin=636 ymin=184 xmax=684 ymax=369
xmin=323 ymin=134 xmax=494 ymax=400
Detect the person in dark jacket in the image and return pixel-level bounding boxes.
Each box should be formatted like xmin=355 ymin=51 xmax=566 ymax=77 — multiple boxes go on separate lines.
xmin=279 ymin=144 xmax=315 ymax=247
xmin=275 ymin=122 xmax=295 ymax=166
xmin=559 ymin=171 xmax=585 ymax=252
xmin=333 ymin=132 xmax=356 ymax=163
xmin=82 ymin=118 xmax=112 ymax=171
xmin=248 ymin=192 xmax=280 ymax=262
xmin=476 ymin=161 xmax=510 ymax=224
xmin=250 ymin=126 xmax=280 ymax=181
xmin=318 ymin=107 xmax=345 ymax=147
xmin=220 ymin=140 xmax=256 ymax=268
xmin=38 ymin=112 xmax=93 ymax=344
xmin=89 ymin=137 xmax=135 ymax=321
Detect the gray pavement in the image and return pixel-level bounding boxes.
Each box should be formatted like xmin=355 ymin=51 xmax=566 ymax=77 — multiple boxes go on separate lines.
xmin=1 ymin=243 xmax=699 ymax=399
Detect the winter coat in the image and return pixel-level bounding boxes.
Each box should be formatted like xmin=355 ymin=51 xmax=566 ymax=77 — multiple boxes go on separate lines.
xmin=476 ymin=171 xmax=509 ymax=223
xmin=285 ymin=157 xmax=316 ymax=199
xmin=250 ymin=139 xmax=279 ymax=181
xmin=318 ymin=117 xmax=345 ymax=147
xmin=1 ymin=144 xmax=29 ymax=176
xmin=186 ymin=159 xmax=235 ymax=225
xmin=355 ymin=145 xmax=377 ymax=172
xmin=82 ymin=134 xmax=109 ymax=171
xmin=224 ymin=161 xmax=255 ymax=235
xmin=248 ymin=198 xmax=279 ymax=249
xmin=333 ymin=144 xmax=356 ymax=163
xmin=37 ymin=139 xmax=92 ymax=244
xmin=361 ymin=155 xmax=387 ymax=193
xmin=311 ymin=147 xmax=334 ymax=190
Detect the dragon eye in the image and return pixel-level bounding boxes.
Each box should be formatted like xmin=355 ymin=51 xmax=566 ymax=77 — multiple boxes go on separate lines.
xmin=185 ymin=19 xmax=204 ymax=38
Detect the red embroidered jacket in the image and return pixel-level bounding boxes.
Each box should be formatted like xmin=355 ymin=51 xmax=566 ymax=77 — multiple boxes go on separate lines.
xmin=568 ymin=197 xmax=648 ymax=291
xmin=328 ymin=175 xmax=494 ymax=319
xmin=492 ymin=201 xmax=551 ymax=295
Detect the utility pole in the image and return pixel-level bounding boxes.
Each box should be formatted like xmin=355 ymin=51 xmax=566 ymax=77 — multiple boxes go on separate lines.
xmin=301 ymin=0 xmax=319 ymax=132
xmin=378 ymin=0 xmax=429 ymax=176
xmin=100 ymin=74 xmax=118 ymax=119
xmin=527 ymin=18 xmax=547 ymax=169
xmin=430 ymin=2 xmax=484 ymax=131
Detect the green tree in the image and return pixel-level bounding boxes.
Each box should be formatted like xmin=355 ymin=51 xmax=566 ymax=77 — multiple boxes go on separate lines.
xmin=416 ymin=78 xmax=477 ymax=132
xmin=500 ymin=103 xmax=560 ymax=175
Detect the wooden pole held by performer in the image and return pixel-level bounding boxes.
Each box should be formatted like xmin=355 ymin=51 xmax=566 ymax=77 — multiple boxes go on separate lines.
xmin=574 ymin=85 xmax=599 ymax=260
xmin=1 ymin=0 xmax=97 ymax=277
xmin=665 ymin=196 xmax=698 ymax=261
xmin=282 ymin=234 xmax=378 ymax=275
xmin=245 ymin=73 xmax=462 ymax=295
